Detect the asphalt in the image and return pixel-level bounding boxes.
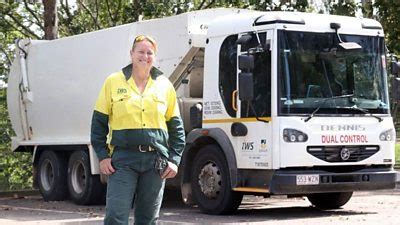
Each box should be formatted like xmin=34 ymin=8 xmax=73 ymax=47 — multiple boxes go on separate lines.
xmin=0 ymin=170 xmax=399 ymax=225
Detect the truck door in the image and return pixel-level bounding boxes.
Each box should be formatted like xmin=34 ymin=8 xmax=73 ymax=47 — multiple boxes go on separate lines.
xmin=234 ymin=31 xmax=273 ymax=169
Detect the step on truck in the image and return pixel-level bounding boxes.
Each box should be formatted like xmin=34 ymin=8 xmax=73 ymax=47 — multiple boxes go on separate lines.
xmin=7 ymin=8 xmax=400 ymax=214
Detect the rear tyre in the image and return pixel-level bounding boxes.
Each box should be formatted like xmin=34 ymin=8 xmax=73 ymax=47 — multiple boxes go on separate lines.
xmin=67 ymin=150 xmax=106 ymax=205
xmin=37 ymin=150 xmax=68 ymax=201
xmin=307 ymin=192 xmax=353 ymax=209
xmin=191 ymin=145 xmax=243 ymax=215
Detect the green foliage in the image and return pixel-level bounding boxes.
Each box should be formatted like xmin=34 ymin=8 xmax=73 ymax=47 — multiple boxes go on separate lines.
xmin=0 ymin=152 xmax=33 ymax=191
xmin=58 ymin=0 xmax=137 ymax=36
xmin=0 ymin=1 xmax=44 ymax=39
xmin=325 ymin=0 xmax=357 ymax=16
xmin=0 ymin=90 xmax=11 ymax=145
xmin=0 ymin=1 xmax=36 ymax=81
xmin=56 ymin=0 xmax=309 ymax=37
xmin=374 ymin=0 xmax=400 ymax=55
xmin=0 ymin=89 xmax=33 ymax=191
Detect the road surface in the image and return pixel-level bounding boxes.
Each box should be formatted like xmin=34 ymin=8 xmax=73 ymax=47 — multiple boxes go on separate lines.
xmin=0 ymin=183 xmax=399 ymax=225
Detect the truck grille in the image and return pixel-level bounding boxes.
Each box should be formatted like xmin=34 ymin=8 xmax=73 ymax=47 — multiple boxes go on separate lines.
xmin=307 ymin=145 xmax=379 ymax=162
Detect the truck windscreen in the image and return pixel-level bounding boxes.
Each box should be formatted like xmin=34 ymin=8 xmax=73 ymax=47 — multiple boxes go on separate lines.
xmin=277 ymin=30 xmax=389 ymax=115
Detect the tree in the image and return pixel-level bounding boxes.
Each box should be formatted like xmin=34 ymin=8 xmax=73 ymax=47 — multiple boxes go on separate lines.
xmin=0 ymin=1 xmax=44 ymax=191
xmin=326 ymin=0 xmax=357 ymax=16
xmin=361 ymin=0 xmax=374 ymax=18
xmin=1 ymin=1 xmax=43 ymax=82
xmin=43 ymin=0 xmax=58 ymax=40
xmin=374 ymin=0 xmax=400 ymax=55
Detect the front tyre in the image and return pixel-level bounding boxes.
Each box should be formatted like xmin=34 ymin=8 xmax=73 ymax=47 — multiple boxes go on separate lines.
xmin=67 ymin=150 xmax=106 ymax=205
xmin=37 ymin=151 xmax=68 ymax=201
xmin=191 ymin=145 xmax=243 ymax=215
xmin=307 ymin=192 xmax=353 ymax=209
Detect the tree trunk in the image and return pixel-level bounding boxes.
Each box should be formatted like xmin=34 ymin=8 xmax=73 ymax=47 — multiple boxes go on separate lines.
xmin=43 ymin=0 xmax=58 ymax=40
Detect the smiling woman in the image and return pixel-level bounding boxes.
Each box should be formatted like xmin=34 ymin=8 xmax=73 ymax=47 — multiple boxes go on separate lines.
xmin=90 ymin=35 xmax=185 ymax=225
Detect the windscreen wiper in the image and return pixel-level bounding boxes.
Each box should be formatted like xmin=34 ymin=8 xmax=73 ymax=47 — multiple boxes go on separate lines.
xmin=334 ymin=106 xmax=383 ymax=122
xmin=304 ymin=94 xmax=354 ymax=122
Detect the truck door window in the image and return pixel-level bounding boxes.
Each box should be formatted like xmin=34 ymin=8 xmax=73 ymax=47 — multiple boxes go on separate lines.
xmin=240 ymin=32 xmax=271 ymax=118
xmin=219 ymin=35 xmax=238 ymax=117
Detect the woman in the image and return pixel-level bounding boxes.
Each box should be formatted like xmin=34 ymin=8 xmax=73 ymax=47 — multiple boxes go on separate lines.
xmin=91 ymin=35 xmax=185 ymax=225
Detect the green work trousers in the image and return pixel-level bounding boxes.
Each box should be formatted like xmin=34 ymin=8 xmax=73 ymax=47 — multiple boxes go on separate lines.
xmin=104 ymin=148 xmax=165 ymax=225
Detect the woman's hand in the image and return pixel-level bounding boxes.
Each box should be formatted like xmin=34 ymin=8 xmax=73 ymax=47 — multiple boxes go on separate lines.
xmin=99 ymin=158 xmax=115 ymax=175
xmin=161 ymin=161 xmax=178 ymax=179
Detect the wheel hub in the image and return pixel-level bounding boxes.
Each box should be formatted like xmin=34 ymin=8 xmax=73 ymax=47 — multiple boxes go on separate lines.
xmin=198 ymin=161 xmax=221 ymax=199
xmin=40 ymin=159 xmax=54 ymax=191
xmin=71 ymin=160 xmax=86 ymax=194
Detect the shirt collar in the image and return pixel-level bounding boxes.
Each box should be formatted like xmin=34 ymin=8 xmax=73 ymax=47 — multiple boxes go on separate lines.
xmin=122 ymin=64 xmax=163 ymax=81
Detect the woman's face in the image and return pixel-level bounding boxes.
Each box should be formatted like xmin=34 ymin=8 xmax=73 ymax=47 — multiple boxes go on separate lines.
xmin=130 ymin=40 xmax=156 ymax=71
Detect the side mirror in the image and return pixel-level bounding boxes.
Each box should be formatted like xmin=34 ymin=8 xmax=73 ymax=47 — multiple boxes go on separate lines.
xmin=392 ymin=77 xmax=400 ymax=102
xmin=236 ymin=33 xmax=252 ymax=45
xmin=236 ymin=33 xmax=253 ymax=51
xmin=238 ymin=55 xmax=254 ymax=71
xmin=239 ymin=72 xmax=254 ymax=101
xmin=391 ymin=61 xmax=400 ymax=75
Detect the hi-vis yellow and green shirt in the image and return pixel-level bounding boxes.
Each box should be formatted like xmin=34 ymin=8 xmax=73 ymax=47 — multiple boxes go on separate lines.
xmin=90 ymin=64 xmax=185 ymax=166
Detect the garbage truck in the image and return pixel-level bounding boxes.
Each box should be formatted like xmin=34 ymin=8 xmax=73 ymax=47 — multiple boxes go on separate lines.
xmin=7 ymin=8 xmax=400 ymax=214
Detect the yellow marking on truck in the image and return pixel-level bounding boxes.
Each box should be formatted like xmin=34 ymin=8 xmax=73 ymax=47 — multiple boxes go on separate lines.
xmin=232 ymin=187 xmax=269 ymax=193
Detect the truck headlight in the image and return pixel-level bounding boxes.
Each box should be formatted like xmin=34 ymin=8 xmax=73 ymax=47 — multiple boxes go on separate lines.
xmin=283 ymin=129 xmax=308 ymax=142
xmin=379 ymin=129 xmax=394 ymax=141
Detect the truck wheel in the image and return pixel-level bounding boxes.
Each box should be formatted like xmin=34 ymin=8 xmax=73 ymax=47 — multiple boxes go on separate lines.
xmin=38 ymin=151 xmax=68 ymax=201
xmin=307 ymin=192 xmax=353 ymax=209
xmin=191 ymin=145 xmax=243 ymax=214
xmin=67 ymin=150 xmax=106 ymax=205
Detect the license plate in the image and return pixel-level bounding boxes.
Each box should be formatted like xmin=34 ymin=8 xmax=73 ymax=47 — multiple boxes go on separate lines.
xmin=296 ymin=175 xmax=319 ymax=185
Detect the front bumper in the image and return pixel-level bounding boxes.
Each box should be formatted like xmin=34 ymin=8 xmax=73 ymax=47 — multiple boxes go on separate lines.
xmin=269 ymin=168 xmax=397 ymax=195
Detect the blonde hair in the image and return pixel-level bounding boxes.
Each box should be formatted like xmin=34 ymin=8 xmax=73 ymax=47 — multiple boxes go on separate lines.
xmin=132 ymin=35 xmax=158 ymax=53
